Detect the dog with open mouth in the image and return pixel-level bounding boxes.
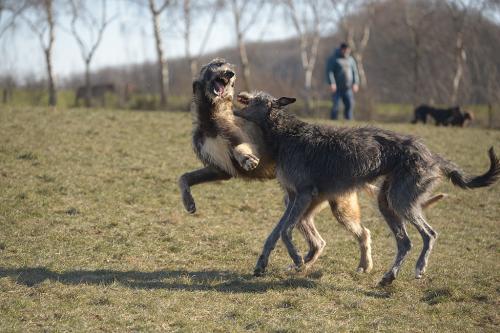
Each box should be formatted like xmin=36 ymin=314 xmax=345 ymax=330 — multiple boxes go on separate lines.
xmin=189 ymin=58 xmax=273 ymax=179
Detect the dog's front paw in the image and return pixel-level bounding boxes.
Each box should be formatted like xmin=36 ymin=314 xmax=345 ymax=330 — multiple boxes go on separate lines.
xmin=378 ymin=272 xmax=395 ymax=287
xmin=182 ymin=191 xmax=196 ymax=214
xmin=238 ymin=153 xmax=259 ymax=171
xmin=254 ymin=265 xmax=266 ymax=277
xmin=285 ymin=263 xmax=306 ymax=274
xmin=254 ymin=256 xmax=267 ymax=277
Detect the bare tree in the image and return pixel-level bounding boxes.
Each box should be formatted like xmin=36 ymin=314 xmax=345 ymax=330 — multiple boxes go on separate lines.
xmin=403 ymin=0 xmax=436 ymax=106
xmin=145 ymin=0 xmax=174 ymax=108
xmin=284 ymin=0 xmax=322 ymax=113
xmin=229 ymin=0 xmax=266 ymax=91
xmin=331 ymin=0 xmax=379 ymax=89
xmin=445 ymin=0 xmax=488 ymax=105
xmin=14 ymin=0 xmax=57 ymax=106
xmin=181 ymin=0 xmax=222 ymax=78
xmin=0 ymin=1 xmax=30 ymax=38
xmin=69 ymin=0 xmax=113 ymax=107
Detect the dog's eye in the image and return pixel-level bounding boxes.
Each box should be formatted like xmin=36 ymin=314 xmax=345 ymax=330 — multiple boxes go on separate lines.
xmin=212 ymin=61 xmax=224 ymax=68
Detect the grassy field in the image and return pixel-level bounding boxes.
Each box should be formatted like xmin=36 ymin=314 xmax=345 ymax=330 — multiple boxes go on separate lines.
xmin=0 ymin=106 xmax=499 ymax=332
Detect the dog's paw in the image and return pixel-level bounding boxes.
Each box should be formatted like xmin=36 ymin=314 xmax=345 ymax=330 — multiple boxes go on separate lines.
xmin=182 ymin=192 xmax=196 ymax=214
xmin=356 ymin=261 xmax=373 ymax=274
xmin=415 ymin=268 xmax=425 ymax=279
xmin=238 ymin=153 xmax=259 ymax=171
xmin=378 ymin=272 xmax=395 ymax=287
xmin=285 ymin=263 xmax=307 ymax=274
xmin=253 ymin=266 xmax=266 ymax=277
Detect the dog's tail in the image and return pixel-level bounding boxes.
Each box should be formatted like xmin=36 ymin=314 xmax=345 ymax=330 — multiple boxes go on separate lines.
xmin=437 ymin=147 xmax=500 ymax=189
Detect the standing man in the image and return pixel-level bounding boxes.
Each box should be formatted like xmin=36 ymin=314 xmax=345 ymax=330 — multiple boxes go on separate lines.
xmin=325 ymin=42 xmax=359 ymax=120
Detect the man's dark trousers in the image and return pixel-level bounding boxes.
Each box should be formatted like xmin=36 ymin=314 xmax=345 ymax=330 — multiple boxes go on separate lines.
xmin=330 ymin=89 xmax=354 ymax=120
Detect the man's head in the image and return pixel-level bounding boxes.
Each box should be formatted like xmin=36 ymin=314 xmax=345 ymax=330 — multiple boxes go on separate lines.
xmin=193 ymin=58 xmax=236 ymax=102
xmin=340 ymin=42 xmax=350 ymax=57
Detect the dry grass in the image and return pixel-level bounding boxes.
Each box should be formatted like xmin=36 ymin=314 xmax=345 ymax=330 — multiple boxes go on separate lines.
xmin=0 ymin=106 xmax=499 ymax=332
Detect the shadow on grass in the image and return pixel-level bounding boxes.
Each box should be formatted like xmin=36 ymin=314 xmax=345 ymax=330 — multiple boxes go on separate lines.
xmin=0 ymin=267 xmax=317 ymax=293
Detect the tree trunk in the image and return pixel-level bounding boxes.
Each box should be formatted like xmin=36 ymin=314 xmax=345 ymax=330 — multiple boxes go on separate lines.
xmin=304 ymin=67 xmax=313 ymax=113
xmin=44 ymin=48 xmax=57 ymax=106
xmin=451 ymin=31 xmax=466 ymax=105
xmin=411 ymin=28 xmax=421 ymax=106
xmin=150 ymin=0 xmax=168 ymax=108
xmin=356 ymin=24 xmax=370 ymax=88
xmin=237 ymin=32 xmax=251 ymax=91
xmin=300 ymin=33 xmax=320 ymax=114
xmin=488 ymin=103 xmax=493 ymax=129
xmin=183 ymin=0 xmax=197 ymax=79
xmin=44 ymin=0 xmax=56 ymax=106
xmin=355 ymin=53 xmax=367 ymax=87
xmin=190 ymin=59 xmax=198 ymax=79
xmin=85 ymin=61 xmax=91 ymax=108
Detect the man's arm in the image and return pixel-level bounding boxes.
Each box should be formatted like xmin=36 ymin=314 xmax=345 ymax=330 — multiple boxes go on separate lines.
xmin=325 ymin=57 xmax=337 ymax=92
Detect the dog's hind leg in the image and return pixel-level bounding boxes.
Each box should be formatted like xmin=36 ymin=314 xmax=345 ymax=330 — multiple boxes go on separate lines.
xmin=378 ymin=184 xmax=412 ymax=286
xmin=330 ymin=193 xmax=373 ymax=273
xmin=390 ymin=174 xmax=439 ymax=280
xmin=296 ymin=200 xmax=328 ymax=269
xmin=405 ymin=208 xmax=438 ymax=279
xmin=280 ymin=191 xmax=314 ymax=271
xmin=178 ymin=167 xmax=231 ymax=213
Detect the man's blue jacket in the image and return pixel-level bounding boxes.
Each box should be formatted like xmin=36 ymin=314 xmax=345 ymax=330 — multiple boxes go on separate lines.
xmin=325 ymin=48 xmax=360 ymax=91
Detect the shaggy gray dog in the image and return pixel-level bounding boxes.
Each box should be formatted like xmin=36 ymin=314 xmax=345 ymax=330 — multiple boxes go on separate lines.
xmin=235 ymin=91 xmax=500 ymax=285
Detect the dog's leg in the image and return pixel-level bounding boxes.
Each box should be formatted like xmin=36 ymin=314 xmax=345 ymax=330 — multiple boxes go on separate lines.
xmin=280 ymin=191 xmax=314 ymax=271
xmin=218 ymin=123 xmax=260 ymax=171
xmin=377 ymin=187 xmax=412 ymax=286
xmin=405 ymin=209 xmax=438 ymax=279
xmin=178 ymin=167 xmax=231 ymax=213
xmin=233 ymin=143 xmax=260 ymax=171
xmin=330 ymin=193 xmax=373 ymax=273
xmin=297 ymin=200 xmax=328 ymax=269
xmin=254 ymin=192 xmax=298 ymax=276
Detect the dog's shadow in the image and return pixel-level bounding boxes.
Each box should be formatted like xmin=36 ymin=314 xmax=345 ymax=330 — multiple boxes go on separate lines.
xmin=0 ymin=267 xmax=318 ymax=293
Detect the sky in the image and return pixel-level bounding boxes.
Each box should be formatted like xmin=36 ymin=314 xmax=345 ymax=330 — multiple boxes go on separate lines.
xmin=0 ymin=1 xmax=297 ymax=83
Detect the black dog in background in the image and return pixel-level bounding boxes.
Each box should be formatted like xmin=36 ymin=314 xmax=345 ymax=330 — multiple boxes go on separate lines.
xmin=412 ymin=105 xmax=474 ymax=127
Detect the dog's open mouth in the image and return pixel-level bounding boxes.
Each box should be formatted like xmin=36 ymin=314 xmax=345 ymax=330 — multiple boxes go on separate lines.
xmin=213 ymin=77 xmax=229 ymax=97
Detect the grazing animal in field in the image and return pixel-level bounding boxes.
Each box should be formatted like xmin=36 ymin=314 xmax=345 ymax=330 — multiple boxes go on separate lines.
xmin=412 ymin=105 xmax=474 ymax=127
xmin=235 ymin=91 xmax=499 ymax=285
xmin=74 ymin=83 xmax=116 ymax=106
xmin=179 ymin=59 xmax=379 ymax=273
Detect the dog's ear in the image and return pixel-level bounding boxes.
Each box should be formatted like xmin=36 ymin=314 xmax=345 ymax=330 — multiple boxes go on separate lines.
xmin=275 ymin=97 xmax=296 ymax=108
xmin=237 ymin=92 xmax=252 ymax=105
xmin=192 ymin=80 xmax=202 ymax=94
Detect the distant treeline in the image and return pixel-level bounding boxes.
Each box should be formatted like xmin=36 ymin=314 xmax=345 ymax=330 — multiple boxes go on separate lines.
xmin=1 ymin=0 xmax=499 ymax=118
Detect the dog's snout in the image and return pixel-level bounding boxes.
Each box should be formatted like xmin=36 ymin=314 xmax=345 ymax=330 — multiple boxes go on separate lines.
xmin=223 ymin=70 xmax=235 ymax=79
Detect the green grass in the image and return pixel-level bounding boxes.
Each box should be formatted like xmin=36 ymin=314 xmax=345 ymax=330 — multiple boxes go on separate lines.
xmin=3 ymin=88 xmax=498 ymax=127
xmin=3 ymin=89 xmax=192 ymax=111
xmin=0 ymin=106 xmax=499 ymax=332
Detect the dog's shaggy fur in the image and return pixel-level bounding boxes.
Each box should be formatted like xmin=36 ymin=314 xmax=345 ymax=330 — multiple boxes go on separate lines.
xmin=411 ymin=105 xmax=474 ymax=127
xmin=236 ymin=91 xmax=499 ymax=285
xmin=178 ymin=59 xmax=376 ymax=273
